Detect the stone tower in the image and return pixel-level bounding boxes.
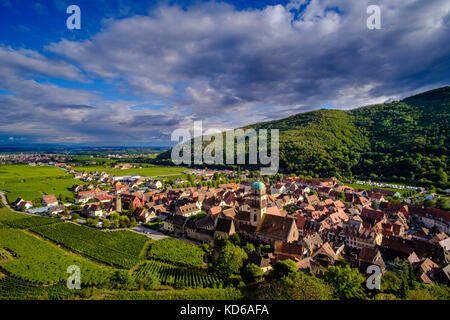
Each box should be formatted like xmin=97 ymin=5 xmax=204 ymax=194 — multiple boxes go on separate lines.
xmin=249 ymin=181 xmax=267 ymax=227
xmin=115 ymin=196 xmax=122 ymax=213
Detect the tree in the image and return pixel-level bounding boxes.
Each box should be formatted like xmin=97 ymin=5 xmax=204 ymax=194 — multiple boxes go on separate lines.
xmin=243 ymin=242 xmax=256 ymax=254
xmin=119 ymin=215 xmax=130 ymax=228
xmin=324 ymin=265 xmax=366 ymax=299
xmin=130 ymin=217 xmax=138 ymax=228
xmin=258 ymin=244 xmax=272 ymax=256
xmin=69 ymin=204 xmax=81 ymax=212
xmin=423 ymin=199 xmax=436 ymax=208
xmin=86 ymin=218 xmax=98 ymax=227
xmin=102 ymin=219 xmax=111 ymax=229
xmin=436 ymin=197 xmax=449 ymax=210
xmin=381 ymin=271 xmax=402 ymax=293
xmin=213 ymin=243 xmax=248 ymax=278
xmin=407 ymin=263 xmax=417 ymax=289
xmin=110 ymin=212 xmax=120 ymax=220
xmin=111 ymin=270 xmax=136 ymax=290
xmin=390 ymin=257 xmax=409 ymax=280
xmin=400 ymin=279 xmax=409 ymax=300
xmin=230 ymin=233 xmax=241 ymax=246
xmin=407 ymin=288 xmax=435 ymax=300
xmin=71 ymin=213 xmax=81 ymax=221
xmin=143 ymin=274 xmax=160 ymax=290
xmin=255 ymin=271 xmax=333 ymax=300
xmin=214 ymin=235 xmax=229 ymax=249
xmin=241 ymin=263 xmax=263 ymax=284
xmin=190 ymin=211 xmax=208 ymax=221
xmin=273 ymin=259 xmax=297 ymax=279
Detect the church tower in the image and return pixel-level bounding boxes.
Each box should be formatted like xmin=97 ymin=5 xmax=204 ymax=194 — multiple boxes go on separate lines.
xmin=115 ymin=196 xmax=122 ymax=213
xmin=249 ymin=181 xmax=267 ymax=227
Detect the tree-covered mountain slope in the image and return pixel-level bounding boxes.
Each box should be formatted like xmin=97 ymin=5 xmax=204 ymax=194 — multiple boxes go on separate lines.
xmin=156 ymin=86 xmax=449 ymax=187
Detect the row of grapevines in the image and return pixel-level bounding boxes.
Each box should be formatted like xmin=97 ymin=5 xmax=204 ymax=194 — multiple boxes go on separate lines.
xmin=4 ymin=216 xmax=62 ymax=229
xmin=31 ymin=222 xmax=148 ymax=268
xmin=147 ymin=238 xmax=204 ymax=268
xmin=134 ymin=260 xmax=221 ymax=288
xmin=0 ymin=228 xmax=111 ymax=285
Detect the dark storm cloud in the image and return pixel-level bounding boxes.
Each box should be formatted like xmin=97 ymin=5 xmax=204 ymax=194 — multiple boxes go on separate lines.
xmin=47 ymin=1 xmax=450 ymax=113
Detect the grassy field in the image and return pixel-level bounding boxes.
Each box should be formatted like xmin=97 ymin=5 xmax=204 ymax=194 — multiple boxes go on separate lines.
xmin=67 ymin=155 xmax=113 ymax=163
xmin=0 ymin=207 xmax=25 ymax=222
xmin=0 ymin=164 xmax=83 ymax=205
xmin=0 ymin=163 xmax=188 ymax=206
xmin=343 ymin=182 xmax=415 ymax=196
xmin=70 ymin=164 xmax=188 ymax=177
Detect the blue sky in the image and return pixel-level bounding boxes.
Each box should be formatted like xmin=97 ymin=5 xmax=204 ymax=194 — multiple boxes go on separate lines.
xmin=0 ymin=0 xmax=449 ymax=146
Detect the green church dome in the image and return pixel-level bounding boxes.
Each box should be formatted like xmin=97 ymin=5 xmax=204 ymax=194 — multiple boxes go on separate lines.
xmin=252 ymin=181 xmax=266 ymax=190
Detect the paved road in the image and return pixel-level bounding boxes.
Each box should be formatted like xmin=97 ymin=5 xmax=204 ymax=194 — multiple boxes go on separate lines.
xmin=133 ymin=225 xmax=168 ymax=240
xmin=0 ymin=191 xmax=37 ymax=216
xmin=1 ymin=191 xmax=20 ymax=212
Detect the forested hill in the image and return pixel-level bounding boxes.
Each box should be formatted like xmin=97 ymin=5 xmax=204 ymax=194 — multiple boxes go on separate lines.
xmin=156 ymin=86 xmax=449 ymax=188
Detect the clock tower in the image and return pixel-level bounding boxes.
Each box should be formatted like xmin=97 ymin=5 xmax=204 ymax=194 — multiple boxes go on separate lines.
xmin=250 ymin=181 xmax=267 ymax=227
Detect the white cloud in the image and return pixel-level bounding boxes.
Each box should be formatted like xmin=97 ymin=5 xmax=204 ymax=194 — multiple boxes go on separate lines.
xmin=1 ymin=0 xmax=449 ymax=144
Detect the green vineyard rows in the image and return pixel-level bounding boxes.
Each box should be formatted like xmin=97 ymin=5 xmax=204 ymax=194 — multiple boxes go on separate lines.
xmin=147 ymin=238 xmax=205 ymax=268
xmin=134 ymin=260 xmax=222 ymax=288
xmin=0 ymin=228 xmax=110 ymax=285
xmin=4 ymin=216 xmax=62 ymax=229
xmin=30 ymin=222 xmax=148 ymax=269
xmin=0 ymin=275 xmax=76 ymax=300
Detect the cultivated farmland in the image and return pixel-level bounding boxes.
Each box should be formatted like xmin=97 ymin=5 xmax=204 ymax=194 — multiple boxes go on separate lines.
xmin=31 ymin=222 xmax=149 ymax=268
xmin=147 ymin=238 xmax=205 ymax=268
xmin=0 ymin=164 xmax=82 ymax=205
xmin=3 ymin=216 xmax=62 ymax=229
xmin=134 ymin=260 xmax=221 ymax=288
xmin=0 ymin=228 xmax=110 ymax=285
xmin=0 ymin=275 xmax=77 ymax=300
xmin=70 ymin=164 xmax=187 ymax=177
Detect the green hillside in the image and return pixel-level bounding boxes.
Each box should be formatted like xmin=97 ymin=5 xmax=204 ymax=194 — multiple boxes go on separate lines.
xmin=157 ymin=86 xmax=449 ymax=187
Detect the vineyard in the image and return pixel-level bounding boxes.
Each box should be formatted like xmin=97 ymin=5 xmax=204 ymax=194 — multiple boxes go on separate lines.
xmin=105 ymin=287 xmax=243 ymax=300
xmin=134 ymin=260 xmax=221 ymax=288
xmin=0 ymin=275 xmax=76 ymax=300
xmin=0 ymin=228 xmax=111 ymax=285
xmin=0 ymin=207 xmax=24 ymax=222
xmin=147 ymin=238 xmax=205 ymax=268
xmin=30 ymin=222 xmax=149 ymax=268
xmin=4 ymin=216 xmax=62 ymax=229
xmin=0 ymin=248 xmax=14 ymax=262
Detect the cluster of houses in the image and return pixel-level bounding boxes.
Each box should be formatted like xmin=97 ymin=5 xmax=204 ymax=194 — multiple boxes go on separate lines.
xmin=66 ymin=174 xmax=449 ymax=285
xmin=16 ymin=193 xmax=66 ymax=215
xmin=0 ymin=153 xmax=52 ymax=165
xmin=11 ymin=167 xmax=450 ymax=286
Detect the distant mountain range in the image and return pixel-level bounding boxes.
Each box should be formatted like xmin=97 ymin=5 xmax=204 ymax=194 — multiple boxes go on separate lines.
xmin=0 ymin=145 xmax=168 ymax=154
xmin=156 ymin=86 xmax=449 ymax=188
